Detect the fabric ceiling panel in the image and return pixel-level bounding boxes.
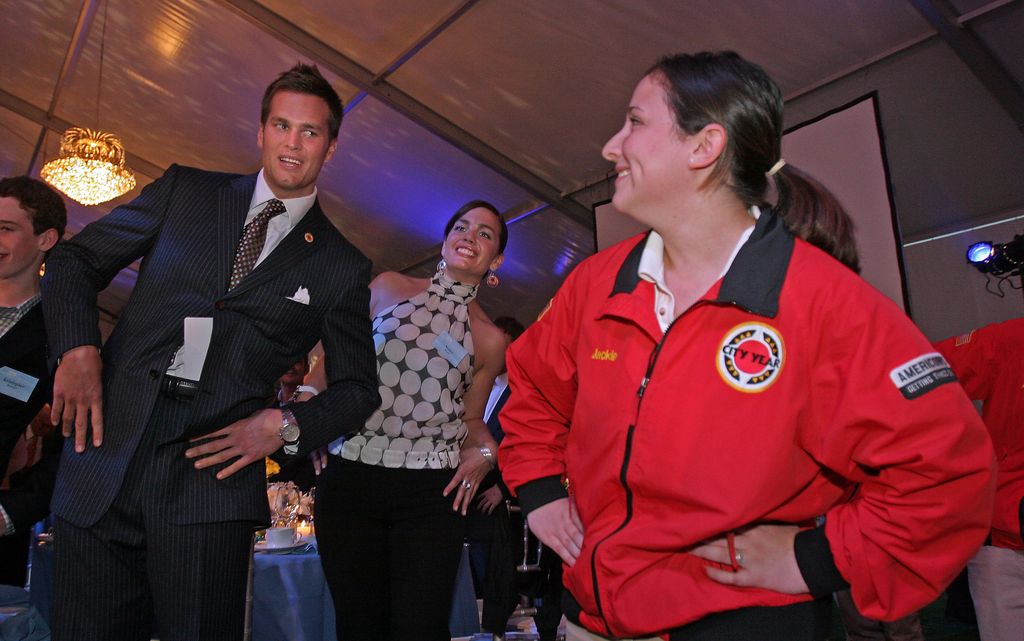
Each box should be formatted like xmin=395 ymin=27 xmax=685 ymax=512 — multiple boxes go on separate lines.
xmin=968 ymin=3 xmax=1024 ymax=88
xmin=46 ymin=0 xmax=361 ymax=178
xmin=0 ymin=0 xmax=81 ymax=112
xmin=0 ymin=109 xmax=40 ymax=179
xmin=255 ymin=0 xmax=468 ymax=73
xmin=948 ymin=0 xmax=1007 ymax=14
xmin=389 ymin=0 xmax=933 ymax=191
xmin=3 ymin=0 xmax=1021 ymax=328
xmin=317 ymin=95 xmax=533 ymax=274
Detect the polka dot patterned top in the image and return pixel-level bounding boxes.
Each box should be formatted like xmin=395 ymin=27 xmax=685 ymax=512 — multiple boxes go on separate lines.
xmin=330 ymin=270 xmax=478 ymax=469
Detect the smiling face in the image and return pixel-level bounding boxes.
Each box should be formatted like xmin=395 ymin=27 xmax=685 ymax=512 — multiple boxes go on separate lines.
xmin=440 ymin=206 xmax=505 ymax=284
xmin=601 ymin=74 xmax=696 ymax=219
xmin=0 ymin=196 xmax=57 ymax=285
xmin=258 ymin=90 xmax=338 ymax=199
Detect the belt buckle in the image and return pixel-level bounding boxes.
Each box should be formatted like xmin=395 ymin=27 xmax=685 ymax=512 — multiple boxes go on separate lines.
xmin=162 ymin=374 xmax=198 ymax=400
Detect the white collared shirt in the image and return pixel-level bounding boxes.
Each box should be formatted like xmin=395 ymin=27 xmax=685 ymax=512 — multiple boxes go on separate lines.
xmin=637 ymin=206 xmax=761 ymax=333
xmin=247 ymin=170 xmax=318 ymax=267
xmin=484 ymin=372 xmax=510 ymax=423
xmin=0 ymin=293 xmax=40 ymax=339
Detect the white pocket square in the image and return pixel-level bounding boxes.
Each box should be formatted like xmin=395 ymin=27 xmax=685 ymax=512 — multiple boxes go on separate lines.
xmin=286 ymin=286 xmax=310 ymax=305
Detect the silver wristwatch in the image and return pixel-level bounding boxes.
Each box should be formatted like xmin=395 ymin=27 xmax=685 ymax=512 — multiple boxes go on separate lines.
xmin=279 ymin=409 xmax=300 ymax=454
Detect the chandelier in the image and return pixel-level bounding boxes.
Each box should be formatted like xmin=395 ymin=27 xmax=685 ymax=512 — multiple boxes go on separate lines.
xmin=40 ymin=0 xmax=135 ymax=206
xmin=41 ymin=127 xmax=136 ymax=206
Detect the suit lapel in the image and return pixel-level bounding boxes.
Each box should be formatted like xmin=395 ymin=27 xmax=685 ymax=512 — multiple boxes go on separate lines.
xmin=224 ymin=201 xmax=332 ymax=298
xmin=216 ymin=173 xmax=258 ymax=294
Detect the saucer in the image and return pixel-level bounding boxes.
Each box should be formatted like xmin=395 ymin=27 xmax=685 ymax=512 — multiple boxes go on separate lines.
xmin=254 ymin=537 xmax=309 ymax=553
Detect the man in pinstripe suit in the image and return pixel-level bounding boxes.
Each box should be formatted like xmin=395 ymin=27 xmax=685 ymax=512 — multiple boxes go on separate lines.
xmin=40 ymin=64 xmax=378 ymax=641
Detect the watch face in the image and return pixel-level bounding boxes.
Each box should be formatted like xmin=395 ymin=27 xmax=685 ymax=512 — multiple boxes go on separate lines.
xmin=280 ymin=422 xmax=300 ymax=443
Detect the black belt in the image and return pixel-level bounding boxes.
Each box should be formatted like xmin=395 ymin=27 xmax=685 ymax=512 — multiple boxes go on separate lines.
xmin=161 ymin=374 xmax=199 ymax=400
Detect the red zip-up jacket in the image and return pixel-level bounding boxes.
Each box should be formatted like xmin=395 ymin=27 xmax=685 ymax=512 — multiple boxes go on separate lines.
xmin=935 ymin=318 xmax=1024 ymax=550
xmin=499 ymin=212 xmax=994 ymax=638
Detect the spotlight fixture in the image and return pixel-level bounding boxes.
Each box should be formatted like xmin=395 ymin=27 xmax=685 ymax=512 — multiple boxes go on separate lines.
xmin=967 ymin=235 xmax=1024 ymax=276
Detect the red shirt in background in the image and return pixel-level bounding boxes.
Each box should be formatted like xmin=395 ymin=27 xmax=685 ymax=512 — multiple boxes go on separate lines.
xmin=936 ymin=317 xmax=1024 ymax=549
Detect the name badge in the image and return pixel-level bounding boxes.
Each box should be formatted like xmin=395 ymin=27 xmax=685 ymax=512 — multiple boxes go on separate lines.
xmin=165 ymin=317 xmax=214 ymax=381
xmin=433 ymin=331 xmax=468 ymax=367
xmin=0 ymin=366 xmax=39 ymax=402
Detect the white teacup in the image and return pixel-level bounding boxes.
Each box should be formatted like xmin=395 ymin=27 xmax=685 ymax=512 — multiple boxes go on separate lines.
xmin=266 ymin=527 xmax=297 ymax=548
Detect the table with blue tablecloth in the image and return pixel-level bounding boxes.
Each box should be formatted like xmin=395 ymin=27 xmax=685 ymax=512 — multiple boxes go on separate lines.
xmin=252 ymin=550 xmax=335 ymax=641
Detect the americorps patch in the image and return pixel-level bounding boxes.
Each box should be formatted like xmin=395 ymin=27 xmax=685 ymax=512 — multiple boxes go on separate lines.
xmin=889 ymin=352 xmax=957 ymax=400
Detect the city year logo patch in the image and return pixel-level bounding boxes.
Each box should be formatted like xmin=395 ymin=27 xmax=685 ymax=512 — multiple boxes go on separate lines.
xmin=717 ymin=322 xmax=785 ymax=393
xmin=889 ymin=352 xmax=957 ymax=400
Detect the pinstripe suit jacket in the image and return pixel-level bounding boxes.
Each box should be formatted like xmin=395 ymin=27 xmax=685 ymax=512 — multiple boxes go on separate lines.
xmin=41 ymin=165 xmax=378 ymax=528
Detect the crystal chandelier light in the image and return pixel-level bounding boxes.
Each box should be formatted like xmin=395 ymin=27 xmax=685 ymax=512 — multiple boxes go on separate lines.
xmin=40 ymin=0 xmax=135 ymax=206
xmin=41 ymin=127 xmax=136 ymax=206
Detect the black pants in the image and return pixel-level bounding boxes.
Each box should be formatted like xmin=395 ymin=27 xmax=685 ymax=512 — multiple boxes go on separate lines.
xmin=834 ymin=589 xmax=923 ymax=641
xmin=51 ymin=399 xmax=254 ymax=641
xmin=562 ymin=593 xmax=831 ymax=641
xmin=0 ymin=529 xmax=31 ymax=587
xmin=667 ymin=599 xmax=831 ymax=641
xmin=533 ymin=545 xmax=564 ymax=640
xmin=316 ymin=457 xmax=466 ymax=641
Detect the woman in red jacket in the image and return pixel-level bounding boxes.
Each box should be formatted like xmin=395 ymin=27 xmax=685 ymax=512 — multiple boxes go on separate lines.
xmin=497 ymin=51 xmax=995 ymax=641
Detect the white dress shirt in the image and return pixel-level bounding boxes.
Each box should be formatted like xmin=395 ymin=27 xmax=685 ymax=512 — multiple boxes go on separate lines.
xmin=247 ymin=169 xmax=318 ymax=267
xmin=637 ymin=206 xmax=760 ymax=333
xmin=483 ymin=372 xmax=509 ymax=424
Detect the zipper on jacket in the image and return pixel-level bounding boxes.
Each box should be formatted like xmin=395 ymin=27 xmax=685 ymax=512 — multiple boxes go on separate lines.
xmin=588 ymin=330 xmax=668 ymax=635
xmin=584 ymin=259 xmax=756 ymax=630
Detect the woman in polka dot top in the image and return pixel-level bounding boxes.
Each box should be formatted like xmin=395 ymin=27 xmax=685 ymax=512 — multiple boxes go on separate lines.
xmin=307 ymin=200 xmax=510 ymax=640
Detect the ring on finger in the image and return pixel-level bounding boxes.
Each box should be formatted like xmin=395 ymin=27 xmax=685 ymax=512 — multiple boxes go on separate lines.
xmin=462 ymin=480 xmax=472 ymax=490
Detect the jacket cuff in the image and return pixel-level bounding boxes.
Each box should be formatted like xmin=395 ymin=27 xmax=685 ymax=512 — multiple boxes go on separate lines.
xmin=794 ymin=526 xmax=849 ymax=597
xmin=50 ymin=336 xmax=102 ymax=373
xmin=515 ymin=475 xmax=568 ymax=516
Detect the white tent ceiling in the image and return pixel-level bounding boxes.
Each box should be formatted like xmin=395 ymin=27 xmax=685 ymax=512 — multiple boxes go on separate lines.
xmin=2 ymin=0 xmax=1022 ymax=328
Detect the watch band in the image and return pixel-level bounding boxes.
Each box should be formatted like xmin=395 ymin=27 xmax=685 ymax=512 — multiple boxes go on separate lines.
xmin=276 ymin=409 xmax=299 ymax=454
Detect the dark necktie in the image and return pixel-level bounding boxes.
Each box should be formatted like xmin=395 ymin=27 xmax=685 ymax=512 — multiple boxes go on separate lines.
xmin=229 ymin=199 xmax=286 ymax=290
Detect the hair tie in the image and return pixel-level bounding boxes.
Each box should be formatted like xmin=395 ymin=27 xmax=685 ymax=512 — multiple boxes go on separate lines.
xmin=767 ymin=158 xmax=786 ymax=176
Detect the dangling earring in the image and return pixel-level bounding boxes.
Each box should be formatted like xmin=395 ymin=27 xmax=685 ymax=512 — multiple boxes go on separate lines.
xmin=437 ymin=258 xmax=447 ymax=272
xmin=485 ymin=270 xmax=500 ymax=288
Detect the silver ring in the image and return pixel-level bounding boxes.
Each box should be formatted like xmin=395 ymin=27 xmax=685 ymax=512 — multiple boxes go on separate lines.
xmin=462 ymin=480 xmax=472 ymax=490
xmin=735 ymin=551 xmax=744 ymax=567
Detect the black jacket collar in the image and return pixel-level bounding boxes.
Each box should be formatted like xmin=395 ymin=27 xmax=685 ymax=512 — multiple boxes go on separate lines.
xmin=609 ymin=208 xmax=794 ymax=318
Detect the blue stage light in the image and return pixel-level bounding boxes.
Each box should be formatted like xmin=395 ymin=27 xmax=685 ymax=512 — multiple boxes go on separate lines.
xmin=967 ymin=235 xmax=1023 ymax=276
xmin=966 ymin=242 xmax=995 ymax=265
